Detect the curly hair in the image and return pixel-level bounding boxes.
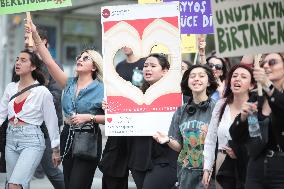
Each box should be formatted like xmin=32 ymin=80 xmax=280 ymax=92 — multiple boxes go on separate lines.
xmin=181 ymin=64 xmax=218 ymax=98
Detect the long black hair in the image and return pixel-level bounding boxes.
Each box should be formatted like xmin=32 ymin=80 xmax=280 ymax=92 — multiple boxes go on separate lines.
xmin=181 ymin=64 xmax=218 ymax=98
xmin=218 ymin=64 xmax=255 ymax=122
xmin=12 ymin=49 xmax=45 ymax=85
xmin=140 ymin=53 xmax=170 ymax=93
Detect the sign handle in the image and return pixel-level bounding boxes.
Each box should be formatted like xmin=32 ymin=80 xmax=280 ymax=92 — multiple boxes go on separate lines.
xmin=198 ymin=34 xmax=206 ymax=64
xmin=254 ymin=54 xmax=263 ymax=96
xmin=26 ymin=12 xmax=33 ymax=47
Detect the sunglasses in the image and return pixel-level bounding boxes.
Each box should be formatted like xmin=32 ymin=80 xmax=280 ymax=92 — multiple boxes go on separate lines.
xmin=208 ymin=63 xmax=223 ymax=70
xmin=76 ymin=55 xmax=92 ymax=62
xmin=260 ymin=59 xmax=280 ymax=67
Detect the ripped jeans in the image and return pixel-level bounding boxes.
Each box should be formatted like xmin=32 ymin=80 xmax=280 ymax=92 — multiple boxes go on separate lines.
xmin=5 ymin=123 xmax=45 ymax=189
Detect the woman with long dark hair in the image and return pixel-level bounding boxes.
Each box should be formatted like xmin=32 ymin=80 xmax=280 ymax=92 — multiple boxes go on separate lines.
xmin=0 ymin=49 xmax=60 ymax=189
xmin=202 ymin=64 xmax=255 ymax=189
xmin=154 ymin=64 xmax=218 ymax=189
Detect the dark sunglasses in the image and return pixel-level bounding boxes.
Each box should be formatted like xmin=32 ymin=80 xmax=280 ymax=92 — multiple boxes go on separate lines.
xmin=76 ymin=55 xmax=92 ymax=62
xmin=260 ymin=59 xmax=280 ymax=67
xmin=208 ymin=63 xmax=223 ymax=70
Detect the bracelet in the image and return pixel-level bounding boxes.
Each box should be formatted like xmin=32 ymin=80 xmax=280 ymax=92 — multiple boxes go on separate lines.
xmin=203 ymin=169 xmax=212 ymax=173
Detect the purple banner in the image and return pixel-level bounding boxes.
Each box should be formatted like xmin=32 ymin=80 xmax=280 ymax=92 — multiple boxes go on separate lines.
xmin=164 ymin=0 xmax=214 ymax=34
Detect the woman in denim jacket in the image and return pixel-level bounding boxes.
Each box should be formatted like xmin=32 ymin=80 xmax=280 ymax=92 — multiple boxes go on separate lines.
xmin=27 ymin=22 xmax=105 ymax=189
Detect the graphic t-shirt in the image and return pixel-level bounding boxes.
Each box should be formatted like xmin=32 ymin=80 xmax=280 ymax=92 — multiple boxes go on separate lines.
xmin=168 ymin=99 xmax=216 ymax=169
xmin=115 ymin=58 xmax=145 ymax=87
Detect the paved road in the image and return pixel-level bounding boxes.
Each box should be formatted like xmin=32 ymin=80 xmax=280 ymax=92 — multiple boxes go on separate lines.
xmin=0 ymin=126 xmax=137 ymax=188
xmin=0 ymin=170 xmax=136 ymax=189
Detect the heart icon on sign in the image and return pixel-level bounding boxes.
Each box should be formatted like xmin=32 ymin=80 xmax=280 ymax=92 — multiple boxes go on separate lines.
xmin=107 ymin=118 xmax=113 ymax=123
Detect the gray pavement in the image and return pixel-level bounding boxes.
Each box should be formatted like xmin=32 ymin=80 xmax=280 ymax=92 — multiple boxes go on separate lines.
xmin=0 ymin=126 xmax=137 ymax=189
xmin=0 ymin=170 xmax=136 ymax=189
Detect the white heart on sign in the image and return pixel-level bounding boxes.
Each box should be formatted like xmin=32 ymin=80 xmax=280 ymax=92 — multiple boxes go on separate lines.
xmin=103 ymin=19 xmax=181 ymax=105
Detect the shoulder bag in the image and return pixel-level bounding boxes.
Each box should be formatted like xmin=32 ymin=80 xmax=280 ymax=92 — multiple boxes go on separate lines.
xmin=72 ymin=122 xmax=99 ymax=161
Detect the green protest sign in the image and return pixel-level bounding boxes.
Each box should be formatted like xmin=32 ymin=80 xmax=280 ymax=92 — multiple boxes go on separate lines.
xmin=0 ymin=0 xmax=72 ymax=15
xmin=211 ymin=0 xmax=284 ymax=57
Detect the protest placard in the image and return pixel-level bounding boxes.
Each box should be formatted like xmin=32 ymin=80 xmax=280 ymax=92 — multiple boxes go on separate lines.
xmin=101 ymin=2 xmax=182 ymax=136
xmin=164 ymin=0 xmax=214 ymax=34
xmin=138 ymin=0 xmax=198 ymax=53
xmin=212 ymin=0 xmax=284 ymax=57
xmin=0 ymin=0 xmax=72 ymax=15
xmin=181 ymin=34 xmax=197 ymax=53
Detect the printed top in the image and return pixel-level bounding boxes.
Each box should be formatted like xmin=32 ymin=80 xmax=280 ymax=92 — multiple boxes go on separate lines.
xmin=168 ymin=99 xmax=215 ymax=169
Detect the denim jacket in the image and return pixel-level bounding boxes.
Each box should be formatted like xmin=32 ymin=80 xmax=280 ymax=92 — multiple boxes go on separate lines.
xmin=62 ymin=77 xmax=104 ymax=118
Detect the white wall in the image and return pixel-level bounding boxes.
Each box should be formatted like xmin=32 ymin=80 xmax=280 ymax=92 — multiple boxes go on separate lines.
xmin=0 ymin=15 xmax=8 ymax=96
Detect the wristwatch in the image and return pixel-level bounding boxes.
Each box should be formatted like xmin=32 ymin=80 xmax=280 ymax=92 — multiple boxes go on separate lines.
xmin=90 ymin=115 xmax=96 ymax=123
xmin=166 ymin=136 xmax=173 ymax=144
xmin=166 ymin=137 xmax=171 ymax=144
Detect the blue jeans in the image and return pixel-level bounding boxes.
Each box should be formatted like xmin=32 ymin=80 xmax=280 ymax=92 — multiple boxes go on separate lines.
xmin=39 ymin=136 xmax=65 ymax=189
xmin=5 ymin=123 xmax=45 ymax=189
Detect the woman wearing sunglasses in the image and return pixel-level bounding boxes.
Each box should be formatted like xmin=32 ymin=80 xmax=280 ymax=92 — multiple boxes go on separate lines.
xmin=206 ymin=51 xmax=231 ymax=101
xmin=202 ymin=64 xmax=255 ymax=189
xmin=26 ymin=21 xmax=105 ymax=189
xmin=230 ymin=52 xmax=284 ymax=189
xmin=153 ymin=64 xmax=218 ymax=189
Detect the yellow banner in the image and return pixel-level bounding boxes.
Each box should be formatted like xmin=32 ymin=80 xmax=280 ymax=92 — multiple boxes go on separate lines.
xmin=181 ymin=34 xmax=197 ymax=53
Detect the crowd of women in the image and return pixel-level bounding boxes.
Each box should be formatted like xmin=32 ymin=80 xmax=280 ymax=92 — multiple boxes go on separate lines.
xmin=0 ymin=18 xmax=283 ymax=189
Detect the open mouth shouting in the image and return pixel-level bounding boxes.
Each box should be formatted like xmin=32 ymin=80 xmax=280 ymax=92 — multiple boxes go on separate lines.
xmin=144 ymin=72 xmax=152 ymax=79
xmin=232 ymin=82 xmax=241 ymax=90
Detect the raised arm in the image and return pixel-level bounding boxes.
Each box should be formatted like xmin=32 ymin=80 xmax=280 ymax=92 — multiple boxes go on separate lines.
xmin=26 ymin=21 xmax=68 ymax=88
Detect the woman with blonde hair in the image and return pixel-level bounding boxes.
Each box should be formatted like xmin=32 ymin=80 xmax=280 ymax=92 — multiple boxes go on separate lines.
xmin=26 ymin=21 xmax=105 ymax=189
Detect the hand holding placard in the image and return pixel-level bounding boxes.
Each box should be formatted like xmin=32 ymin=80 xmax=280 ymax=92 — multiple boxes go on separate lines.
xmin=26 ymin=12 xmax=33 ymax=47
xmin=198 ymin=34 xmax=206 ymax=64
xmin=254 ymin=54 xmax=263 ymax=96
